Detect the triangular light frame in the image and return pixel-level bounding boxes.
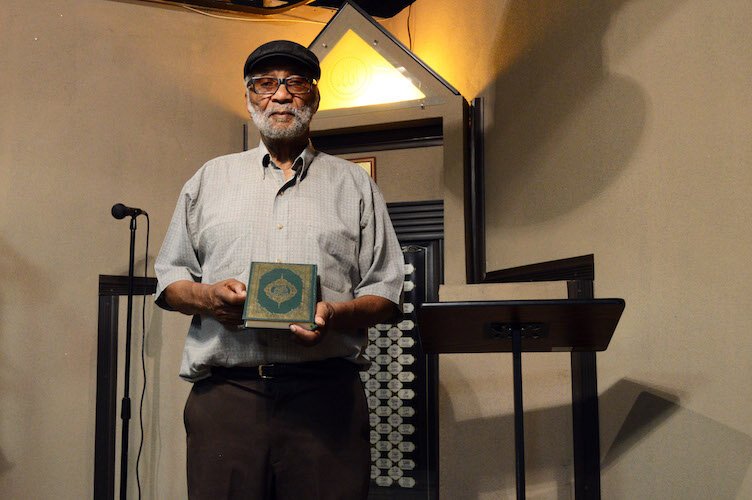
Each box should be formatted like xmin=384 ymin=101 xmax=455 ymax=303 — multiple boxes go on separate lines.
xmin=309 ymin=1 xmax=459 ymax=114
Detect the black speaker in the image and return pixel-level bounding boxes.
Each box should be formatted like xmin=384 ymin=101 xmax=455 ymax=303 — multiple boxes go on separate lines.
xmin=311 ymin=0 xmax=416 ymax=18
xmin=128 ymin=0 xmax=415 ymax=19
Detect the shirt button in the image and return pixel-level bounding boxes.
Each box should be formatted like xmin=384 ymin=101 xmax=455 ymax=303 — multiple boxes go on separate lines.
xmin=277 ymin=224 xmax=284 ymax=230
xmin=279 ymin=190 xmax=285 ymax=196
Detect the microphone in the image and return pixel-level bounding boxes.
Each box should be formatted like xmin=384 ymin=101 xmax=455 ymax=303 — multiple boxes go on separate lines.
xmin=111 ymin=203 xmax=147 ymax=219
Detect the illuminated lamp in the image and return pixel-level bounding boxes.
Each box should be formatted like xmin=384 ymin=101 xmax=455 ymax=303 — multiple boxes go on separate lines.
xmin=317 ymin=29 xmax=425 ymax=111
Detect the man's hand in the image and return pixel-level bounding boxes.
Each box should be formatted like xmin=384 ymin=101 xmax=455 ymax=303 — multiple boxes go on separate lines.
xmin=201 ymin=279 xmax=247 ymax=327
xmin=289 ymin=295 xmax=397 ymax=346
xmin=290 ymin=301 xmax=334 ymax=345
xmin=164 ymin=279 xmax=247 ymax=327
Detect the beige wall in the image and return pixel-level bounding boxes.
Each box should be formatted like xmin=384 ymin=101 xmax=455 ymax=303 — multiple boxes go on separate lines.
xmin=3 ymin=0 xmax=751 ymax=499
xmin=385 ymin=0 xmax=752 ymax=498
xmin=0 ymin=1 xmax=323 ymax=498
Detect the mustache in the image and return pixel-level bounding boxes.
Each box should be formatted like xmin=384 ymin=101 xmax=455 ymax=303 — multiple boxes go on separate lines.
xmin=262 ymin=105 xmax=309 ymax=119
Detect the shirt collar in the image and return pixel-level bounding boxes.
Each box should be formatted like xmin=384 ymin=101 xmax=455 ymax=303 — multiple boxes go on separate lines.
xmin=258 ymin=140 xmax=315 ymax=181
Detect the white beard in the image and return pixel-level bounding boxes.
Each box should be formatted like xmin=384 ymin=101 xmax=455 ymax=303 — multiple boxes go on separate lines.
xmin=249 ymin=103 xmax=314 ymax=140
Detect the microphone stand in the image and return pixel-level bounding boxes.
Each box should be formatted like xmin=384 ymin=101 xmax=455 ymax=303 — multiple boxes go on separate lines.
xmin=119 ymin=214 xmax=138 ymax=500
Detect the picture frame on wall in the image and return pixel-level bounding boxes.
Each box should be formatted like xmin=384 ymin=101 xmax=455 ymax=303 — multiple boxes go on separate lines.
xmin=349 ymin=157 xmax=376 ymax=181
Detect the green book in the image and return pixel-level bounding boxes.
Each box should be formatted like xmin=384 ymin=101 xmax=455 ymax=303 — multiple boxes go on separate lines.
xmin=242 ymin=261 xmax=318 ymax=330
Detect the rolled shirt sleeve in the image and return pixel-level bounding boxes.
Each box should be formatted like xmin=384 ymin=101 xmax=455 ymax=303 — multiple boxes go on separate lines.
xmin=154 ymin=178 xmax=202 ymax=310
xmin=354 ymin=177 xmax=404 ymax=306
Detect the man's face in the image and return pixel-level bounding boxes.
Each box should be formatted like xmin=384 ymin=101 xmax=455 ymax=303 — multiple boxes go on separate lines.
xmin=245 ymin=60 xmax=319 ymax=141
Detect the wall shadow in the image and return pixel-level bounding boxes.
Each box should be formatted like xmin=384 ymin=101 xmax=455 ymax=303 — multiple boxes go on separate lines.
xmin=480 ymin=0 xmax=659 ymax=228
xmin=0 ymin=238 xmax=53 ymax=481
xmin=439 ymin=369 xmax=751 ymax=499
xmin=599 ymin=377 xmax=681 ymax=467
xmin=601 ymin=380 xmax=752 ymax=499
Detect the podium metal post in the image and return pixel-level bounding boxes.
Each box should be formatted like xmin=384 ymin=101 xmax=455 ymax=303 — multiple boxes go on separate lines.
xmin=511 ymin=326 xmax=525 ymax=500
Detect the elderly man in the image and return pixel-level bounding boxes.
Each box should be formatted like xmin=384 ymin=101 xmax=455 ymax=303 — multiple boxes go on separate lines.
xmin=154 ymin=40 xmax=404 ymax=499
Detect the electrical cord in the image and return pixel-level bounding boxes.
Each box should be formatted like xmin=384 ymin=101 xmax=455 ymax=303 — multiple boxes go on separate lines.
xmin=407 ymin=4 xmax=413 ymax=50
xmin=180 ymin=3 xmax=325 ymax=23
xmin=135 ymin=214 xmax=150 ymax=500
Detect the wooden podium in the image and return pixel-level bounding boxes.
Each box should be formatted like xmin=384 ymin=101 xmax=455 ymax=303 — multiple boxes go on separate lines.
xmin=417 ymin=299 xmax=625 ymax=499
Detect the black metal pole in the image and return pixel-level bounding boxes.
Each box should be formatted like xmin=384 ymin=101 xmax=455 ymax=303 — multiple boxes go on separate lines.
xmin=569 ymin=280 xmax=601 ymax=500
xmin=512 ymin=326 xmax=525 ymax=500
xmin=571 ymin=352 xmax=600 ymax=499
xmin=119 ymin=216 xmax=137 ymax=500
xmin=94 ymin=293 xmax=119 ymax=500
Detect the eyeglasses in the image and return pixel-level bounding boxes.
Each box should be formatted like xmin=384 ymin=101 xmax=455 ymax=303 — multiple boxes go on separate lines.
xmin=247 ymin=76 xmax=317 ymax=95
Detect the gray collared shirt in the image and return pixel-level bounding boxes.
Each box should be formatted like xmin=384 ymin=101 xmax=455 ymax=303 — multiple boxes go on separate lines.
xmin=155 ymin=141 xmax=404 ymax=381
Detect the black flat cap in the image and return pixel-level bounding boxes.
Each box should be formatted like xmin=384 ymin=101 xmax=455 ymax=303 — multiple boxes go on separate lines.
xmin=243 ymin=40 xmax=321 ymax=80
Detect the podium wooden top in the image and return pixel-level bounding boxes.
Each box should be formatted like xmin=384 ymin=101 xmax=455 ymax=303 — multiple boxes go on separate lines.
xmin=416 ymin=299 xmax=625 ymax=353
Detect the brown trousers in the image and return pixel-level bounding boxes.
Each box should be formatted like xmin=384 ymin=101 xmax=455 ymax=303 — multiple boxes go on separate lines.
xmin=184 ymin=365 xmax=371 ymax=500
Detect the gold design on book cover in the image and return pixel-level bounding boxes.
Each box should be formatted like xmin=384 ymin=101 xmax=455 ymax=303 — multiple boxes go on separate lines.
xmin=245 ymin=262 xmax=316 ymax=323
xmin=264 ymin=275 xmax=298 ymax=306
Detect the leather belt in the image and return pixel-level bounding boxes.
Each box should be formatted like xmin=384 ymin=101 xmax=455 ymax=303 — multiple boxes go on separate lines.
xmin=211 ymin=358 xmax=356 ymax=380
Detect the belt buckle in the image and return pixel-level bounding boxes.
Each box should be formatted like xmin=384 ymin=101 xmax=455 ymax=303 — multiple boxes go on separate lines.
xmin=257 ymin=364 xmax=274 ymax=379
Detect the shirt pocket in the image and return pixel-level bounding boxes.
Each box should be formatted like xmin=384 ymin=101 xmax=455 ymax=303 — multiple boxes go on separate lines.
xmin=314 ymin=220 xmax=358 ymax=294
xmin=199 ymin=220 xmax=252 ymax=282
